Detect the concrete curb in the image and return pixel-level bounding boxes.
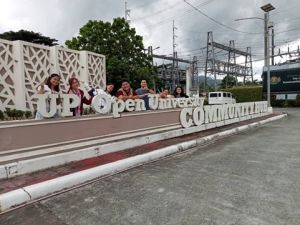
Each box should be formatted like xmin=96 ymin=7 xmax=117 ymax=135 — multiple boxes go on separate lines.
xmin=0 ymin=113 xmax=286 ymax=213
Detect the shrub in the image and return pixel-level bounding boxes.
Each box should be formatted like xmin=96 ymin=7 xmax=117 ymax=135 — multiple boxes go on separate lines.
xmin=270 ymin=93 xmax=300 ymax=107
xmin=4 ymin=108 xmax=13 ymax=119
xmin=25 ymin=111 xmax=32 ymax=119
xmin=0 ymin=110 xmax=4 ymax=120
xmin=221 ymin=86 xmax=263 ymax=103
xmin=4 ymin=108 xmax=34 ymax=120
xmin=11 ymin=109 xmax=18 ymax=119
xmin=88 ymin=107 xmax=95 ymax=115
xmin=271 ymin=100 xmax=286 ymax=107
xmin=15 ymin=110 xmax=24 ymax=119
xmin=295 ymin=94 xmax=300 ymax=106
xmin=83 ymin=108 xmax=90 ymax=115
xmin=83 ymin=107 xmax=96 ymax=115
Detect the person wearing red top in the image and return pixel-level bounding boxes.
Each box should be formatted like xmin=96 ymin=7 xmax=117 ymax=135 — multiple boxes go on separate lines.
xmin=68 ymin=77 xmax=93 ymax=116
xmin=116 ymin=80 xmax=145 ymax=100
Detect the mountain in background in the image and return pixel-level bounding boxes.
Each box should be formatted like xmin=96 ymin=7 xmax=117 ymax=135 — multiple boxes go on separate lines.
xmin=198 ymin=75 xmax=222 ymax=87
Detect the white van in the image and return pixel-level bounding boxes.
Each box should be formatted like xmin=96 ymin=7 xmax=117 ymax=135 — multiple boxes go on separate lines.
xmin=208 ymin=92 xmax=236 ymax=105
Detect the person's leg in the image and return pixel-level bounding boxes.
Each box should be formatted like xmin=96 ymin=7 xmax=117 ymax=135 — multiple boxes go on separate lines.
xmin=35 ymin=111 xmax=44 ymax=120
xmin=143 ymin=95 xmax=150 ymax=110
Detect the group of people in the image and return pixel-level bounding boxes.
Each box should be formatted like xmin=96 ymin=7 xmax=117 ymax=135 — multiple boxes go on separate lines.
xmin=35 ymin=73 xmax=189 ymax=119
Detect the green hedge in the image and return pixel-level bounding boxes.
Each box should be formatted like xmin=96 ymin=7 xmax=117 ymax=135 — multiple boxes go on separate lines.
xmin=0 ymin=110 xmax=4 ymax=120
xmin=0 ymin=108 xmax=33 ymax=121
xmin=221 ymin=86 xmax=263 ymax=103
xmin=271 ymin=94 xmax=300 ymax=107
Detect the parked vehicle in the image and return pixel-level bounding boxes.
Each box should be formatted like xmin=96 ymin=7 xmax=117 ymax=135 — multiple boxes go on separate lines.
xmin=208 ymin=92 xmax=236 ymax=105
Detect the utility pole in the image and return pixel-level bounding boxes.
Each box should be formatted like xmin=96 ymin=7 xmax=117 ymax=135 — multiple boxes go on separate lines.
xmin=264 ymin=14 xmax=268 ymax=67
xmin=271 ymin=28 xmax=275 ymax=65
xmin=125 ymin=1 xmax=130 ymax=23
xmin=261 ymin=3 xmax=275 ymax=108
xmin=192 ymin=56 xmax=199 ymax=95
xmin=172 ymin=20 xmax=178 ymax=91
xmin=266 ymin=13 xmax=271 ymax=108
xmin=175 ymin=52 xmax=179 ymax=86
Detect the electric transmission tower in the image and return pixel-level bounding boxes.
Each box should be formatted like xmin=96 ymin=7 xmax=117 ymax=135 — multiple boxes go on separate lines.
xmin=204 ymin=31 xmax=253 ymax=91
xmin=125 ymin=0 xmax=131 ymax=23
xmin=172 ymin=20 xmax=178 ymax=90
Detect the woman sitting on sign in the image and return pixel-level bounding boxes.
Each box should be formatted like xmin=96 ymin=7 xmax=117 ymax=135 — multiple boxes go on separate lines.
xmin=159 ymin=88 xmax=173 ymax=99
xmin=68 ymin=77 xmax=93 ymax=116
xmin=105 ymin=83 xmax=115 ymax=96
xmin=35 ymin=73 xmax=61 ymax=120
xmin=173 ymin=86 xmax=189 ymax=98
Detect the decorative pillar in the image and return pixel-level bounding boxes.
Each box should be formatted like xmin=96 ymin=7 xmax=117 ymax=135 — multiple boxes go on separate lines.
xmin=13 ymin=41 xmax=26 ymax=111
xmin=79 ymin=51 xmax=89 ymax=85
xmin=186 ymin=67 xmax=192 ymax=97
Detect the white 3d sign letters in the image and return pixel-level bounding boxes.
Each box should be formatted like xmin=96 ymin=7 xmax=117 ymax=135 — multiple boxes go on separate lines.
xmin=61 ymin=94 xmax=81 ymax=117
xmin=92 ymin=94 xmax=112 ymax=114
xmin=112 ymin=99 xmax=126 ymax=118
xmin=36 ymin=94 xmax=206 ymax=118
xmin=180 ymin=101 xmax=268 ymax=128
xmin=36 ymin=93 xmax=268 ymax=126
xmin=36 ymin=94 xmax=58 ymax=118
xmin=192 ymin=107 xmax=205 ymax=126
xmin=180 ymin=108 xmax=193 ymax=128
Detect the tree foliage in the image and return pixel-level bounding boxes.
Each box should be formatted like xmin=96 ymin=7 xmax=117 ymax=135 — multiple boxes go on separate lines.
xmin=199 ymin=82 xmax=215 ymax=93
xmin=220 ymin=75 xmax=237 ymax=89
xmin=0 ymin=30 xmax=58 ymax=46
xmin=65 ymin=18 xmax=154 ymax=89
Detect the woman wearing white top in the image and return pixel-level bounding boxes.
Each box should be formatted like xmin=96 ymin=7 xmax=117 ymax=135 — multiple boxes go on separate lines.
xmin=35 ymin=73 xmax=61 ymax=120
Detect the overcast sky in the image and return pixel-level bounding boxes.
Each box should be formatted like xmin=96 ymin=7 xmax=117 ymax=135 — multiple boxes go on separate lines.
xmin=1 ymin=0 xmax=300 ymax=80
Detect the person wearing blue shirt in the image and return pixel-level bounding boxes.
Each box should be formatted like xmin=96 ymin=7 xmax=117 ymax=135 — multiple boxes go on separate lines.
xmin=135 ymin=80 xmax=155 ymax=110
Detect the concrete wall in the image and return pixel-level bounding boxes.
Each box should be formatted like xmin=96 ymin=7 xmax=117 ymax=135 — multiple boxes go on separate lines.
xmin=0 ymin=39 xmax=106 ymax=111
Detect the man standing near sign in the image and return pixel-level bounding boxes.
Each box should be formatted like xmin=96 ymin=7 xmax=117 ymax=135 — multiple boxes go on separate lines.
xmin=135 ymin=80 xmax=155 ymax=110
xmin=116 ymin=80 xmax=145 ymax=100
xmin=135 ymin=80 xmax=155 ymax=95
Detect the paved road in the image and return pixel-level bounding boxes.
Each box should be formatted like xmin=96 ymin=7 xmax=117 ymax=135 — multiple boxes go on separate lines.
xmin=1 ymin=109 xmax=300 ymax=225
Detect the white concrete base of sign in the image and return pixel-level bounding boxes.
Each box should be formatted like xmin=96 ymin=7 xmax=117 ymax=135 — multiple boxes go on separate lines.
xmin=268 ymin=107 xmax=273 ymax=113
xmin=0 ymin=112 xmax=270 ymax=180
xmin=0 ymin=113 xmax=286 ymax=213
xmin=0 ymin=124 xmax=180 ymax=164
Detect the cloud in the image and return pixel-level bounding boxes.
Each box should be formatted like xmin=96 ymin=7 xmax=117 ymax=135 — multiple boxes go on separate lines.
xmin=1 ymin=0 xmax=300 ymax=80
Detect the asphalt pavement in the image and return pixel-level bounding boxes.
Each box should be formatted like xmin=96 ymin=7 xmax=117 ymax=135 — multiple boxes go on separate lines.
xmin=1 ymin=108 xmax=299 ymax=225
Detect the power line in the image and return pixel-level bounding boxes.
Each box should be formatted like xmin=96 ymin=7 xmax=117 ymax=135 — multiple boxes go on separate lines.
xmin=136 ymin=9 xmax=193 ymax=28
xmin=183 ymin=0 xmax=262 ymax=35
xmin=177 ymin=37 xmax=300 ymax=61
xmin=142 ymin=1 xmax=300 ymax=66
xmin=276 ymin=26 xmax=300 ymax=35
xmin=270 ymin=4 xmax=300 ymax=16
xmin=131 ymin=0 xmax=155 ymax=10
xmin=132 ymin=0 xmax=214 ymax=22
xmin=132 ymin=1 xmax=183 ymax=21
xmin=132 ymin=0 xmax=214 ymax=28
xmin=273 ymin=15 xmax=300 ymax=25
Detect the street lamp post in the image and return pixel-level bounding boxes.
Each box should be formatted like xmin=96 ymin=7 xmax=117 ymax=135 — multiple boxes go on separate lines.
xmin=261 ymin=3 xmax=275 ymax=108
xmin=235 ymin=3 xmax=275 ymax=108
